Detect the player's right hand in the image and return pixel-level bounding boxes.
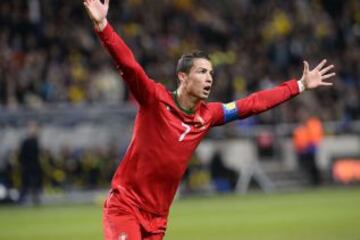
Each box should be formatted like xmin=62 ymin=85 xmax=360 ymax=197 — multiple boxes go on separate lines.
xmin=83 ymin=0 xmax=109 ymax=31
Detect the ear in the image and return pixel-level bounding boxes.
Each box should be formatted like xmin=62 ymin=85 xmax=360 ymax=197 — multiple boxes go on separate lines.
xmin=177 ymin=72 xmax=188 ymax=86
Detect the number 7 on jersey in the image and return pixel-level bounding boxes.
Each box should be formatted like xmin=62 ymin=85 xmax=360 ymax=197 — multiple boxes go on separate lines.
xmin=179 ymin=122 xmax=191 ymax=142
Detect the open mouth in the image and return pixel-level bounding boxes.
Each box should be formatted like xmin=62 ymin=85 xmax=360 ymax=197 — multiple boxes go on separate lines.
xmin=204 ymin=86 xmax=211 ymax=92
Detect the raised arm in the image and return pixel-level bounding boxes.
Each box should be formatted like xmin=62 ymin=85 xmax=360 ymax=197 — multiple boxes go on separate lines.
xmin=210 ymin=60 xmax=336 ymax=125
xmin=237 ymin=59 xmax=335 ymax=119
xmin=83 ymin=0 xmax=155 ymax=105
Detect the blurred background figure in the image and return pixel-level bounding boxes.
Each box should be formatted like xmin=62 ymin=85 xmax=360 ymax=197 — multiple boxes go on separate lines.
xmin=18 ymin=121 xmax=42 ymax=206
xmin=293 ymin=114 xmax=324 ymax=186
xmin=210 ymin=149 xmax=238 ymax=193
xmin=182 ymin=153 xmax=212 ymax=195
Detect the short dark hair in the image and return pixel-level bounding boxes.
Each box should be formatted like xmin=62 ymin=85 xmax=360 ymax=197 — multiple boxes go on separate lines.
xmin=176 ymin=50 xmax=210 ymax=74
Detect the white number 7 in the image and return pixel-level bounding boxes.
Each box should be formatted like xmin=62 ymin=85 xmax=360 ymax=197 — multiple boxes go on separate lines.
xmin=179 ymin=122 xmax=191 ymax=142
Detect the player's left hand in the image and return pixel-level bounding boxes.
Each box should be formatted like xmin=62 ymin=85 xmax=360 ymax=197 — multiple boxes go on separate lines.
xmin=300 ymin=59 xmax=336 ymax=90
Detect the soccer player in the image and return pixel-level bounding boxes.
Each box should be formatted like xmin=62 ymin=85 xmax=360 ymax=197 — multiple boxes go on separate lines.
xmin=83 ymin=0 xmax=336 ymax=239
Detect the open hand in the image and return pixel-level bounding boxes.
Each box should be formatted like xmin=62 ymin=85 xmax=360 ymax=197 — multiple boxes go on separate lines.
xmin=83 ymin=0 xmax=109 ymax=31
xmin=300 ymin=59 xmax=336 ymax=90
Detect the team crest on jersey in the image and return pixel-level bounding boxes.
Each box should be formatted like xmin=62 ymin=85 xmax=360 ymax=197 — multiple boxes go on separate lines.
xmin=223 ymin=101 xmax=238 ymax=123
xmin=119 ymin=232 xmax=128 ymax=240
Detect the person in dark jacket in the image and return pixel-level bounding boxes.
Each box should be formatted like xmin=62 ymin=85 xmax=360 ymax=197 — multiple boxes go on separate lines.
xmin=18 ymin=121 xmax=42 ymax=206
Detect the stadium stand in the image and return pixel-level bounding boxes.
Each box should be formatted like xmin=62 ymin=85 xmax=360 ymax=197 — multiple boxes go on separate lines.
xmin=0 ymin=0 xmax=359 ymax=202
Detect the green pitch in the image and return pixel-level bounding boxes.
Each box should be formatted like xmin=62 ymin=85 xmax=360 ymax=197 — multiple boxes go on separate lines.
xmin=0 ymin=187 xmax=359 ymax=240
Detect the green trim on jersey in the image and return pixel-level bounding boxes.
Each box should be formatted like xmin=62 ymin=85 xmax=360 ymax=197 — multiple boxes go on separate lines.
xmin=173 ymin=91 xmax=194 ymax=115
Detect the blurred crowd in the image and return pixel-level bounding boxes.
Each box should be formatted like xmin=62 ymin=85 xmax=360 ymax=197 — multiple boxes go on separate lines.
xmin=0 ymin=0 xmax=359 ymax=124
xmin=1 ymin=143 xmax=121 ymax=193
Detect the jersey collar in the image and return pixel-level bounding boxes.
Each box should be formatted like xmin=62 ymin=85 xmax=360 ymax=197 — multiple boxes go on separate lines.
xmin=172 ymin=91 xmax=195 ymax=115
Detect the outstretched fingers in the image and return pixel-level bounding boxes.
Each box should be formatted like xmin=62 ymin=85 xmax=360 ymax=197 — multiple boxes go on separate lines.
xmin=83 ymin=0 xmax=100 ymax=6
xmin=322 ymin=72 xmax=336 ymax=80
xmin=316 ymin=59 xmax=336 ymax=84
xmin=320 ymin=81 xmax=334 ymax=86
xmin=302 ymin=59 xmax=336 ymax=89
xmin=303 ymin=61 xmax=310 ymax=74
xmin=315 ymin=59 xmax=327 ymax=71
xmin=320 ymin=68 xmax=335 ymax=86
xmin=83 ymin=0 xmax=90 ymax=12
xmin=320 ymin=63 xmax=336 ymax=83
xmin=83 ymin=0 xmax=92 ymax=7
xmin=320 ymin=64 xmax=334 ymax=75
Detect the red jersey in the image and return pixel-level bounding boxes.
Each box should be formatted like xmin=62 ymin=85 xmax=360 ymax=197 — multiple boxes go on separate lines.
xmin=96 ymin=23 xmax=300 ymax=216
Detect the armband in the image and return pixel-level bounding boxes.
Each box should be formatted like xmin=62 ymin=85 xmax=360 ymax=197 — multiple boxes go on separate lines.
xmin=222 ymin=102 xmax=239 ymax=123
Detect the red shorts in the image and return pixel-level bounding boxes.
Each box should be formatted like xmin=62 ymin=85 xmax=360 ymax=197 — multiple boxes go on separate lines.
xmin=103 ymin=189 xmax=167 ymax=240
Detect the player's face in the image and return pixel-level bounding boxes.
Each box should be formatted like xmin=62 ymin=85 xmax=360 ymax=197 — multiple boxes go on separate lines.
xmin=184 ymin=58 xmax=214 ymax=100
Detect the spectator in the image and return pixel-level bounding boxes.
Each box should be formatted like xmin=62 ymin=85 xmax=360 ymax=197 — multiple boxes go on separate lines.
xmin=293 ymin=114 xmax=324 ymax=186
xmin=210 ymin=150 xmax=239 ymax=192
xmin=18 ymin=121 xmax=42 ymax=205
